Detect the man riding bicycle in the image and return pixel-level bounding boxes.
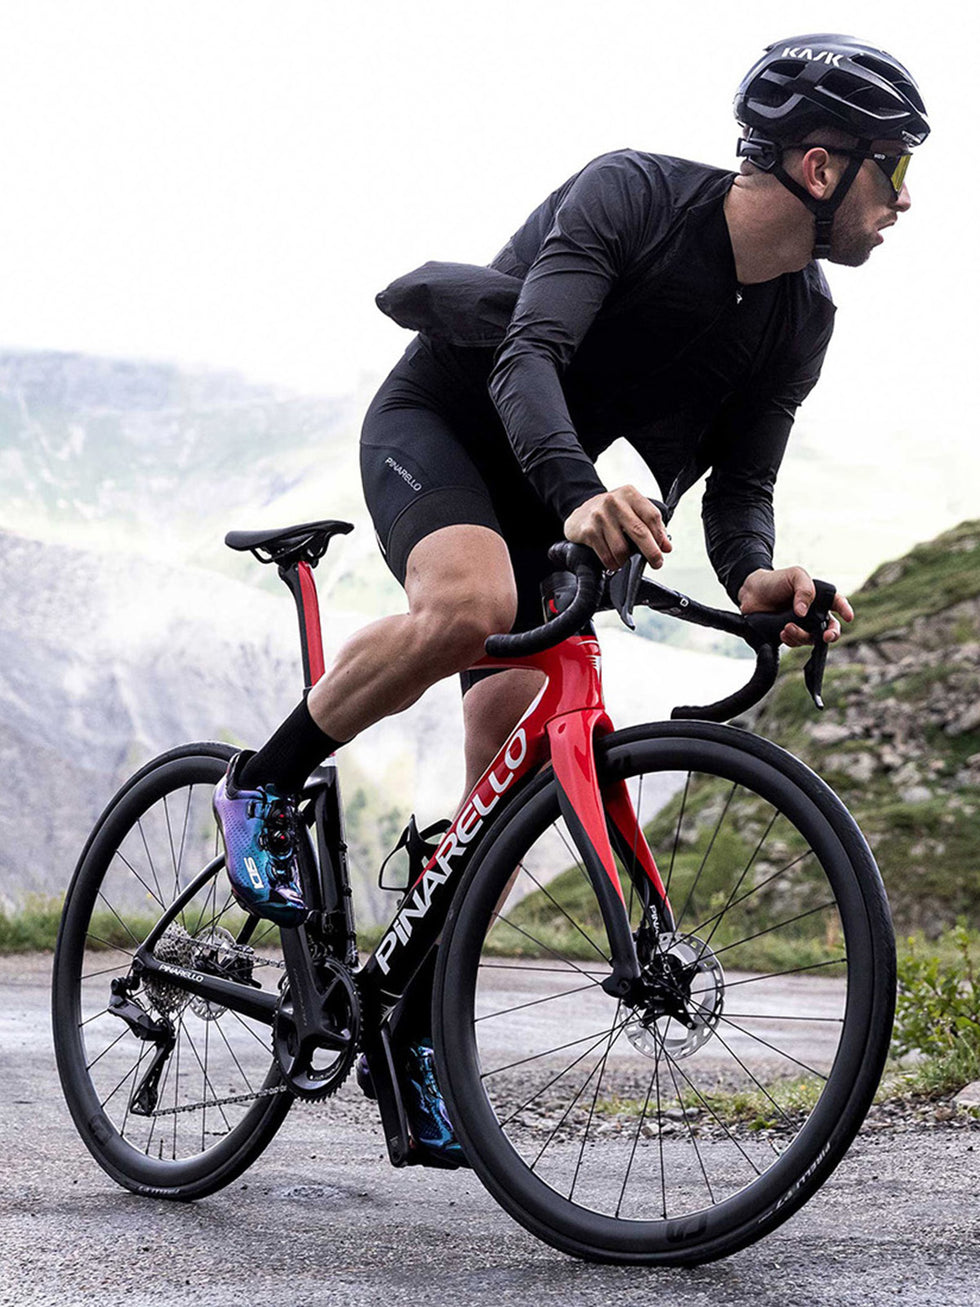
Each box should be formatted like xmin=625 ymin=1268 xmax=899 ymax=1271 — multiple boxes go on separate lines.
xmin=213 ymin=33 xmax=929 ymax=1162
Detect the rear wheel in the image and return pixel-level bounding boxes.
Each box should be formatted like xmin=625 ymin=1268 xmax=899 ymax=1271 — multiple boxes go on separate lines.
xmin=52 ymin=744 xmax=293 ymax=1199
xmin=435 ymin=722 xmax=894 ymax=1264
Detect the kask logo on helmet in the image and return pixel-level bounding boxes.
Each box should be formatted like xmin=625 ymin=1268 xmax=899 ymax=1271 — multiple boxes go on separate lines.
xmin=781 ymin=47 xmax=845 ymax=67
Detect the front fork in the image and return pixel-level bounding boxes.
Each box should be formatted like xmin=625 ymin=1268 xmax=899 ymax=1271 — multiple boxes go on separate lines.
xmin=547 ymin=710 xmax=674 ymax=997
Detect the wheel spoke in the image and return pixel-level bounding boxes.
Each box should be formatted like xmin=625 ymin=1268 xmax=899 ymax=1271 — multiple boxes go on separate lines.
xmin=722 ymin=958 xmax=847 ymax=987
xmin=675 ymin=780 xmax=738 ymax=932
xmin=491 ymin=911 xmax=611 ymax=976
xmin=498 ymin=1018 xmax=633 ymax=1129
xmin=569 ymin=1000 xmax=624 ymax=1201
xmin=706 ymin=900 xmax=840 ymax=962
xmin=517 ymin=863 xmax=610 ymax=964
xmin=697 ymin=808 xmax=779 ymax=952
xmin=136 ymin=816 xmax=168 ymax=918
xmin=474 ymin=980 xmax=601 ymax=1024
xmin=662 ymin=1043 xmax=715 ymax=1206
xmin=663 ymin=771 xmax=691 ymax=905
xmin=111 ymin=848 xmax=166 ymax=909
xmin=686 ymin=848 xmax=814 ymax=941
xmin=85 ymin=1025 xmax=131 ymax=1072
xmin=614 ymin=1051 xmax=660 ymax=1218
xmin=661 ymin=1051 xmax=766 ymax=1175
xmin=95 ymin=891 xmax=143 ymax=948
xmin=482 ymin=1018 xmax=632 ymax=1080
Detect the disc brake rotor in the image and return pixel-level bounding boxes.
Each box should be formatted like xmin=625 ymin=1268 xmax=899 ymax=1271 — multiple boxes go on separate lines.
xmin=626 ymin=932 xmax=725 ymax=1060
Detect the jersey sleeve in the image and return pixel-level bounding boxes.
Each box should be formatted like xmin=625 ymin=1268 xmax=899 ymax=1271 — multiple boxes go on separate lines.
xmin=488 ymin=155 xmax=657 ymax=522
xmin=702 ymin=304 xmax=835 ymax=603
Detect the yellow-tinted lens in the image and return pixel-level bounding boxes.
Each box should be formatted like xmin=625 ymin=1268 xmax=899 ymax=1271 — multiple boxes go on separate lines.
xmin=876 ymin=152 xmax=911 ymax=195
xmin=889 ymin=153 xmax=911 ymax=192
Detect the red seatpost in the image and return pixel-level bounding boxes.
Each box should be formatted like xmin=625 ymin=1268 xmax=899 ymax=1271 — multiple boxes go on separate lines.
xmin=279 ymin=560 xmax=326 ymax=691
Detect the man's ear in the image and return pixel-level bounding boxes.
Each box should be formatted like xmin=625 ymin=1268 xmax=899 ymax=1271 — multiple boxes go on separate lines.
xmin=798 ymin=147 xmax=839 ymax=201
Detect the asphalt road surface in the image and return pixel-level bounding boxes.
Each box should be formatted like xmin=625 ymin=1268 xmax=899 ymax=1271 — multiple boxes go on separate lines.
xmin=2 ymin=953 xmax=979 ymax=1307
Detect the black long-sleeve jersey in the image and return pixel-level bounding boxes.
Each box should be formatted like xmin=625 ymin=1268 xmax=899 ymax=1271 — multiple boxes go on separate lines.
xmin=377 ymin=150 xmax=835 ymax=600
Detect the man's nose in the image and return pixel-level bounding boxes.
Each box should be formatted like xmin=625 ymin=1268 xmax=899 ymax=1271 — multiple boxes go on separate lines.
xmin=894 ymin=182 xmax=912 ymax=213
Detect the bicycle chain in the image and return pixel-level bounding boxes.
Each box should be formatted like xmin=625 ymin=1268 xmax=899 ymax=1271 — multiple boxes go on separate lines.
xmin=148 ymin=1082 xmax=290 ymax=1117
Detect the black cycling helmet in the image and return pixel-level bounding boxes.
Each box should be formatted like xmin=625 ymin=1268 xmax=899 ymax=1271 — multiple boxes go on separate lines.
xmin=734 ymin=35 xmax=930 ymax=258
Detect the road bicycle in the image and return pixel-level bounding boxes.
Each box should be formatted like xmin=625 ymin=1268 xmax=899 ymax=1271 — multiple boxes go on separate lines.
xmin=52 ymin=517 xmax=895 ymax=1265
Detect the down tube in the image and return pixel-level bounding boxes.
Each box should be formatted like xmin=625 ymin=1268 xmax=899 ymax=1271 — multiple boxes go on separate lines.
xmin=358 ymin=724 xmax=548 ymax=1005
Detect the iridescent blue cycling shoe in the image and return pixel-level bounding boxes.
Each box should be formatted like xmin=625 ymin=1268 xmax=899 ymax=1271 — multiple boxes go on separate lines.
xmin=403 ymin=1043 xmax=468 ymax=1167
xmin=212 ymin=751 xmax=308 ymax=927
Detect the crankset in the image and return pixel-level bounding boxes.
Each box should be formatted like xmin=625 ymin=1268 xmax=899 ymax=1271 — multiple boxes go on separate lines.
xmin=273 ymin=954 xmax=360 ymax=1100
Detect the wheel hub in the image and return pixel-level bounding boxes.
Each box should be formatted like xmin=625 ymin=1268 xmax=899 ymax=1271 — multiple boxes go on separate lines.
xmin=625 ymin=932 xmax=725 ymax=1060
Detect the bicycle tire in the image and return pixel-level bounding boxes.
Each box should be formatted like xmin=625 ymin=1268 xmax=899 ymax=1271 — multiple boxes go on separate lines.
xmin=434 ymin=721 xmax=894 ymax=1264
xmin=52 ymin=743 xmax=293 ymax=1199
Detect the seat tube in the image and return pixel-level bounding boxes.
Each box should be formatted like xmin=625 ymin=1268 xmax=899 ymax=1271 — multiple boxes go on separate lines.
xmin=278 ymin=561 xmax=327 ymax=691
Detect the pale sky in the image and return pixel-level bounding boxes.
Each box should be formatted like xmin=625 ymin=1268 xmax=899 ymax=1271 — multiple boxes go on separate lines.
xmin=0 ymin=0 xmax=974 ymax=584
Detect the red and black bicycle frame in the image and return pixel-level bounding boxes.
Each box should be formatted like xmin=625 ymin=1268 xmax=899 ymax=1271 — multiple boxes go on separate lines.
xmin=284 ymin=559 xmax=674 ymax=1012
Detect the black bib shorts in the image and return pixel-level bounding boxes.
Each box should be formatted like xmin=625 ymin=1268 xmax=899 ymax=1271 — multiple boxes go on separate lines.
xmin=360 ymin=337 xmax=565 ymax=644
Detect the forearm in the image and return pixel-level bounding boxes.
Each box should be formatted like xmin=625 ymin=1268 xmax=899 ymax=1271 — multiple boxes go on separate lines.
xmin=489 ymin=347 xmax=606 ymax=520
xmin=702 ymin=487 xmax=775 ymax=603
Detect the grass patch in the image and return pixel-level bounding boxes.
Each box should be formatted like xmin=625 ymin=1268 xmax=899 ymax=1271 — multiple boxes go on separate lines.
xmin=880 ymin=1044 xmax=980 ymax=1103
xmin=594 ymin=1075 xmax=823 ymax=1131
xmin=0 ymin=895 xmax=64 ymax=952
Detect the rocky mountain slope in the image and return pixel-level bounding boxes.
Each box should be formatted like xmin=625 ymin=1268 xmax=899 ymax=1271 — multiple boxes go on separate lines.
xmin=753 ymin=520 xmax=980 ymax=934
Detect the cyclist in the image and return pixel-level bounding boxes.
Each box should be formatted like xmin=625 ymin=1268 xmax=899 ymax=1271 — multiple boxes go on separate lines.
xmin=214 ymin=34 xmax=929 ymax=1161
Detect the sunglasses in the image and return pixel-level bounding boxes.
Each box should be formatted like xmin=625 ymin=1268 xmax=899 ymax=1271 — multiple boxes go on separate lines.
xmin=792 ymin=144 xmax=912 ymax=198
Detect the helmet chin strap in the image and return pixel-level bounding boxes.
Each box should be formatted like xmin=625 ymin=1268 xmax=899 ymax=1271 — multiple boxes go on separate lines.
xmin=770 ymin=150 xmax=867 ymax=260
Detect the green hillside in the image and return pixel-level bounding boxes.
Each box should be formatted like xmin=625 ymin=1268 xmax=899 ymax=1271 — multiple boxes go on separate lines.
xmin=756 ymin=519 xmax=980 ymax=933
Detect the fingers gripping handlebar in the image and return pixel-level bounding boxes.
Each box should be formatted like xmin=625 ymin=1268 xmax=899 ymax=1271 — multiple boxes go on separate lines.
xmin=484 ymin=545 xmax=839 ymax=722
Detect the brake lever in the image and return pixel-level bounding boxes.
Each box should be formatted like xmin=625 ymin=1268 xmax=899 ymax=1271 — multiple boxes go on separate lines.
xmin=606 ymin=554 xmax=646 ymax=630
xmin=800 ymin=578 xmax=837 ymax=711
xmin=743 ymin=579 xmax=837 ymax=711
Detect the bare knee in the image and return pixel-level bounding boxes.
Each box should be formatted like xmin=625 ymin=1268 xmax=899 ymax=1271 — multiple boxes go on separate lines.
xmin=415 ymin=590 xmax=517 ymax=675
xmin=404 ymin=525 xmax=518 ymax=676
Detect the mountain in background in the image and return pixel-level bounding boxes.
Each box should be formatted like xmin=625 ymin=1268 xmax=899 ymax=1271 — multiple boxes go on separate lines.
xmin=0 ymin=348 xmax=406 ymax=614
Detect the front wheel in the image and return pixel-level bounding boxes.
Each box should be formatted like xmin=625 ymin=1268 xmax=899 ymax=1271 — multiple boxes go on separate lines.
xmin=435 ymin=722 xmax=894 ymax=1264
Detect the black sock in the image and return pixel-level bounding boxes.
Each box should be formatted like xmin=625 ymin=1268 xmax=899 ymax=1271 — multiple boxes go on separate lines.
xmin=239 ymin=698 xmax=346 ymax=795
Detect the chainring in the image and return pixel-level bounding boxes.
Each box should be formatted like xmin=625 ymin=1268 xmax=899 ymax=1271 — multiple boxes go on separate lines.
xmin=273 ymin=957 xmax=360 ymax=1100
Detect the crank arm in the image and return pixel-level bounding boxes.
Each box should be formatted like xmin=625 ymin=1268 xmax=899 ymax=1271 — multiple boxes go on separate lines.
xmin=279 ymin=923 xmax=352 ymax=1051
